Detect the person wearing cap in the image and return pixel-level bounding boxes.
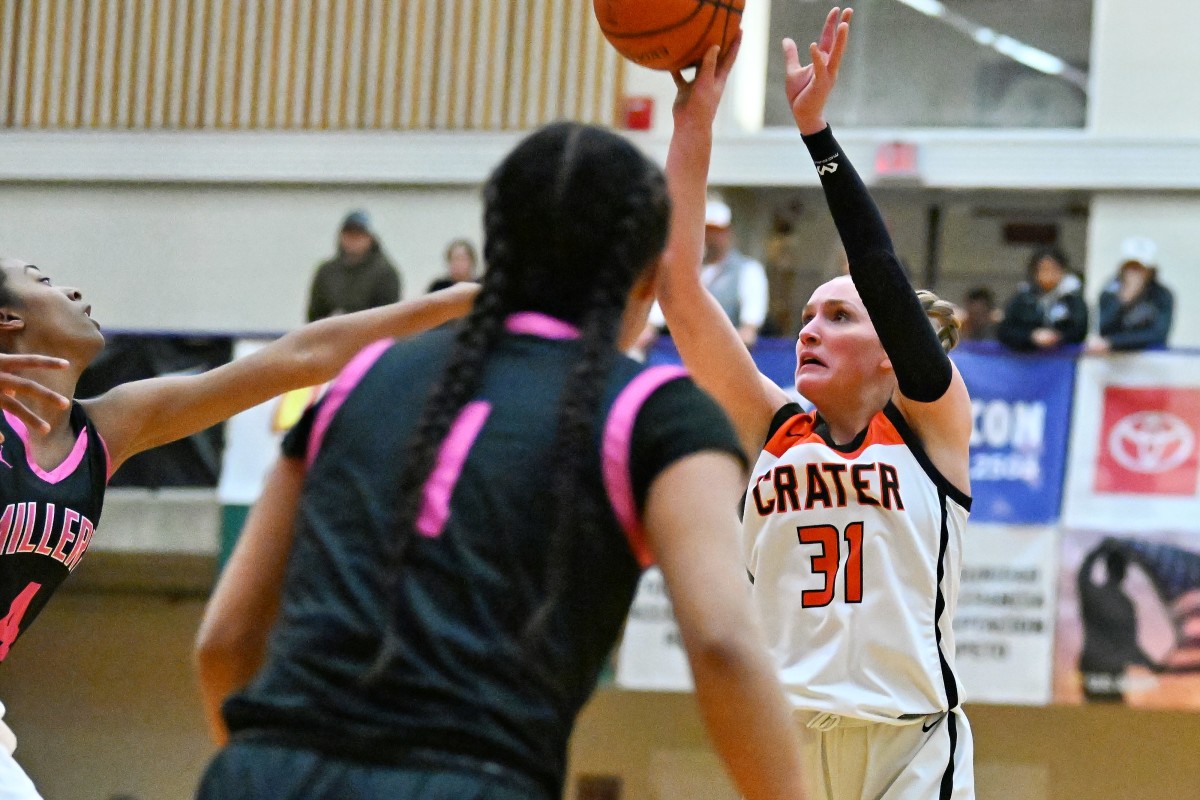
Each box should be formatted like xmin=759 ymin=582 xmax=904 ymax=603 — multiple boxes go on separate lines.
xmin=1085 ymin=236 xmax=1174 ymax=354
xmin=306 ymin=210 xmax=403 ymax=322
xmin=636 ymin=198 xmax=769 ymax=353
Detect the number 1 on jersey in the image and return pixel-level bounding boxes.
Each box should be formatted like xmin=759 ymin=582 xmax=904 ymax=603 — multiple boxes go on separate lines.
xmin=0 ymin=582 xmax=42 ymax=660
xmin=798 ymin=522 xmax=863 ymax=608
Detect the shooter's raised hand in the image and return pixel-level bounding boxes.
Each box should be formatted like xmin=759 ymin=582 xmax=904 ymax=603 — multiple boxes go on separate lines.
xmin=783 ymin=6 xmax=852 ymax=135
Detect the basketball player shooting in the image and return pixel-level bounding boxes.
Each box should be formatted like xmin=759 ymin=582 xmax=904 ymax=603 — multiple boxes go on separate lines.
xmin=655 ymin=7 xmax=977 ymax=798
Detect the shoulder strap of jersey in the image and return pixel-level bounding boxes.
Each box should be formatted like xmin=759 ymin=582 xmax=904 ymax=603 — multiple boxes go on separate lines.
xmin=882 ymin=403 xmax=972 ymax=510
xmin=74 ymin=402 xmax=111 ymax=517
xmin=600 ymin=365 xmax=689 ymax=569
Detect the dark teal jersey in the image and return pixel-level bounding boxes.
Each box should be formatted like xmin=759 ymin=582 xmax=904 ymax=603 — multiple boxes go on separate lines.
xmin=224 ymin=314 xmax=743 ymax=796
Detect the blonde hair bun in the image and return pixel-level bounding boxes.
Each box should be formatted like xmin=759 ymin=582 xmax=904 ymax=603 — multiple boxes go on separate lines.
xmin=916 ymin=289 xmax=961 ymax=353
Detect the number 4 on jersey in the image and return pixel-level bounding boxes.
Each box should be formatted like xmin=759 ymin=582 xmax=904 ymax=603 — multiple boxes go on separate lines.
xmin=0 ymin=582 xmax=42 ymax=660
xmin=798 ymin=523 xmax=863 ymax=608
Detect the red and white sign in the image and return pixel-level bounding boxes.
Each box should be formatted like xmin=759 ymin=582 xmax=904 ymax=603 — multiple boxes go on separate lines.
xmin=1064 ymin=353 xmax=1200 ymax=534
xmin=1094 ymin=387 xmax=1200 ymax=496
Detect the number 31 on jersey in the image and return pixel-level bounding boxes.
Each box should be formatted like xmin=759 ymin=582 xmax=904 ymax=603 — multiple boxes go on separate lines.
xmin=798 ymin=522 xmax=863 ymax=608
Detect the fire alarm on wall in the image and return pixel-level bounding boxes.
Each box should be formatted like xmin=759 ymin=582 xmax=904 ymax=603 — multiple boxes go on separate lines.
xmin=622 ymin=96 xmax=654 ymax=130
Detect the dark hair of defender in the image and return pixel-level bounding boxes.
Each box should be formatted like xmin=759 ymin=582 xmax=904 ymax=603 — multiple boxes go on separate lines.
xmin=365 ymin=121 xmax=671 ymax=679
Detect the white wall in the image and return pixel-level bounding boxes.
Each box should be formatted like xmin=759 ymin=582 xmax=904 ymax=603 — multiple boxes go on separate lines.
xmin=1082 ymin=0 xmax=1200 ymax=347
xmin=1086 ymin=195 xmax=1200 ymax=347
xmin=0 ymin=184 xmax=482 ymax=331
xmin=1088 ymin=0 xmax=1200 ymax=136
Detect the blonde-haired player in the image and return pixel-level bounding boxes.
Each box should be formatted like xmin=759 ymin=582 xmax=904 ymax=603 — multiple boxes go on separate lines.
xmin=657 ymin=7 xmax=974 ymax=798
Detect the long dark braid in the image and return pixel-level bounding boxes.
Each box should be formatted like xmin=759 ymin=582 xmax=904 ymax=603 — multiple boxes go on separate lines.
xmin=365 ymin=222 xmax=512 ymax=680
xmin=367 ymin=122 xmax=669 ymax=680
xmin=521 ymin=207 xmax=659 ymax=655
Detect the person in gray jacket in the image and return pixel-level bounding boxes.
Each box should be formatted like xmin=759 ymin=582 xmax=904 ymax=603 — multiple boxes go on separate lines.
xmin=636 ymin=198 xmax=769 ymax=354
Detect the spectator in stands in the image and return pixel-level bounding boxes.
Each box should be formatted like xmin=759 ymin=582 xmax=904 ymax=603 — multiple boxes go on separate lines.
xmin=636 ymin=198 xmax=769 ymax=353
xmin=997 ymin=246 xmax=1088 ymax=351
xmin=959 ymin=286 xmax=1000 ymax=341
xmin=763 ymin=202 xmax=805 ymax=335
xmin=1085 ymin=236 xmax=1174 ymax=354
xmin=426 ymin=238 xmax=478 ymax=293
xmin=307 ymin=210 xmax=402 ymax=321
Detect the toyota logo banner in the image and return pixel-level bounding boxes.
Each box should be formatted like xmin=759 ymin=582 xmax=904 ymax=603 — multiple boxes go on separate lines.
xmin=1064 ymin=352 xmax=1200 ymax=532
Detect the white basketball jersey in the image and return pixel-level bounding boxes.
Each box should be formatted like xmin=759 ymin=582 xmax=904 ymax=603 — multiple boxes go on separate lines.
xmin=744 ymin=402 xmax=971 ymax=723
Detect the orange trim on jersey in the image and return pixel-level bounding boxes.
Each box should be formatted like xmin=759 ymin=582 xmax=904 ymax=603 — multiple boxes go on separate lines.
xmin=764 ymin=410 xmax=905 ymax=460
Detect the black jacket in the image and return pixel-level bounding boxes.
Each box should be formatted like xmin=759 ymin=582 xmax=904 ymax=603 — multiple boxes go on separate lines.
xmin=1098 ymin=278 xmax=1173 ymax=351
xmin=997 ymin=274 xmax=1089 ymax=351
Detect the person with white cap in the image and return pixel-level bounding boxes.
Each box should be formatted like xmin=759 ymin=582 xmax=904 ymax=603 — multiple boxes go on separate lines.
xmin=1085 ymin=236 xmax=1174 ymax=354
xmin=636 ymin=197 xmax=770 ymax=353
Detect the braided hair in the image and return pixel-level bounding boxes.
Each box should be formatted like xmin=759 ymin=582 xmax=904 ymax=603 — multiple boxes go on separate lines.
xmin=917 ymin=289 xmax=961 ymax=353
xmin=366 ymin=122 xmax=670 ymax=679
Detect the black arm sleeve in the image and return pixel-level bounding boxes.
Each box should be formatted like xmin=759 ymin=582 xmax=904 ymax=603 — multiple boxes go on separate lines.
xmin=629 ymin=378 xmax=747 ymax=513
xmin=802 ymin=126 xmax=953 ymax=403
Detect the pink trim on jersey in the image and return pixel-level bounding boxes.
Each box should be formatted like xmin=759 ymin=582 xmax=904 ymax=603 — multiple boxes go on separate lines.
xmin=97 ymin=432 xmax=113 ymax=482
xmin=601 ymin=366 xmax=689 ymax=569
xmin=306 ymin=339 xmax=393 ymax=469
xmin=504 ymin=312 xmax=580 ymax=340
xmin=2 ymin=410 xmax=90 ymax=485
xmin=415 ymin=400 xmax=492 ymax=538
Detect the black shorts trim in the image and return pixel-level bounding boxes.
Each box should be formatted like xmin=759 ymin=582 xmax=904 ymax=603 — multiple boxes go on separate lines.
xmin=231 ymin=727 xmax=550 ymax=798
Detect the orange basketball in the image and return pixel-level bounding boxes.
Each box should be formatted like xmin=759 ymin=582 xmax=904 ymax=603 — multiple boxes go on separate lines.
xmin=593 ymin=0 xmax=746 ymax=72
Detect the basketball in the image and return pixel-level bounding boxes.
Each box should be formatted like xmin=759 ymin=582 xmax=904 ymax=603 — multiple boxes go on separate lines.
xmin=593 ymin=0 xmax=746 ymax=72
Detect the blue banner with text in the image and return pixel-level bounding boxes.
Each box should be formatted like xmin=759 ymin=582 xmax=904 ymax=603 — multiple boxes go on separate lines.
xmin=648 ymin=338 xmax=1075 ymax=524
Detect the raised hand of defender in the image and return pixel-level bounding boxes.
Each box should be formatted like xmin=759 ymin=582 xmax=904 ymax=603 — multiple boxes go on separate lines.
xmin=0 ymin=354 xmax=70 ymax=441
xmin=783 ymin=6 xmax=852 ymax=135
xmin=671 ymin=32 xmax=742 ymax=130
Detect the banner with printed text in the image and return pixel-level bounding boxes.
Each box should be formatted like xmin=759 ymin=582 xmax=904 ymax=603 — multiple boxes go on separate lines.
xmin=1063 ymin=352 xmax=1200 ymax=532
xmin=953 ymin=524 xmax=1059 ymax=705
xmin=615 ymin=567 xmax=692 ymax=691
xmin=651 ymin=339 xmax=1076 ymax=525
xmin=617 ymin=526 xmax=1059 ymax=706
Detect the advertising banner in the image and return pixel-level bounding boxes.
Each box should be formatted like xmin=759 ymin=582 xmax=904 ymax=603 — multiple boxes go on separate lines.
xmin=615 ymin=568 xmax=692 ymax=691
xmin=1055 ymin=528 xmax=1200 ymax=709
xmin=216 ymin=339 xmax=324 ymax=564
xmin=953 ymin=524 xmax=1059 ymax=706
xmin=1063 ymin=352 xmax=1200 ymax=532
xmin=619 ymin=526 xmax=1061 ymax=704
xmin=648 ymin=337 xmax=799 ymax=396
xmin=952 ymin=345 xmax=1075 ymax=524
xmin=652 ymin=339 xmax=1075 ymax=525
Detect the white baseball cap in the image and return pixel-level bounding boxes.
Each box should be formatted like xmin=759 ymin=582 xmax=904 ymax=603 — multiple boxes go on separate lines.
xmin=705 ymin=199 xmax=732 ymax=229
xmin=1119 ymin=236 xmax=1158 ymax=267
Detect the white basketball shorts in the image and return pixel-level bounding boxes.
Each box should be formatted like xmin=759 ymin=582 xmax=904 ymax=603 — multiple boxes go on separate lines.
xmin=794 ymin=709 xmax=974 ymax=800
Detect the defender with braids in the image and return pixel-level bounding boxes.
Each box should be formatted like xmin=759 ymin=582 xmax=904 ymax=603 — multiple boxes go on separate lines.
xmin=195 ymin=54 xmax=809 ymax=800
xmin=656 ymin=9 xmax=975 ymax=799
